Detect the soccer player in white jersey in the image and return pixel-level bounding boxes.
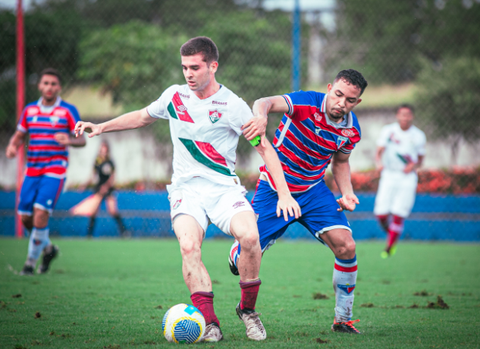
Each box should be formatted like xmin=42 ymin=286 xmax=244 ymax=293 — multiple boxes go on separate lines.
xmin=373 ymin=104 xmax=426 ymax=258
xmin=74 ymin=36 xmax=300 ymax=342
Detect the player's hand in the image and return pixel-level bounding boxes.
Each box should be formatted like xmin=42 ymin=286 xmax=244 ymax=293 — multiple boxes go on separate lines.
xmin=276 ymin=194 xmax=302 ymax=221
xmin=336 ymin=193 xmax=359 ymax=212
xmin=6 ymin=144 xmax=18 ymax=159
xmin=403 ymin=162 xmax=416 ymax=173
xmin=75 ymin=121 xmax=102 ymax=138
xmin=242 ymin=116 xmax=267 ymax=141
xmin=54 ymin=133 xmax=70 ymax=145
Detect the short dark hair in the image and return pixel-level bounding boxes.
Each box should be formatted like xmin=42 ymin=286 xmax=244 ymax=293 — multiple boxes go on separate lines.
xmin=39 ymin=68 xmax=62 ymax=84
xmin=334 ymin=69 xmax=368 ymax=96
xmin=180 ymin=36 xmax=219 ymax=64
xmin=396 ymin=103 xmax=415 ymax=114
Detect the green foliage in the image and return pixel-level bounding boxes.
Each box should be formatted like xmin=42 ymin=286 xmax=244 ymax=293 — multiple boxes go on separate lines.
xmin=201 ymin=10 xmax=291 ymax=103
xmin=334 ymin=0 xmax=480 ymax=84
xmin=78 ymin=21 xmax=186 ymax=111
xmin=1 ymin=239 xmax=479 ymax=348
xmin=415 ymin=57 xmax=480 ymax=162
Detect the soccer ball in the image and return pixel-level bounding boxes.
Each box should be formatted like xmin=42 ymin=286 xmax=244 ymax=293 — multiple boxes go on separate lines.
xmin=162 ymin=303 xmax=205 ymax=344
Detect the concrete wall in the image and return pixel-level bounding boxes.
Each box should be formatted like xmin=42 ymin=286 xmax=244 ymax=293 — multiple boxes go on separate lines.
xmin=1 ymin=110 xmax=479 ymax=189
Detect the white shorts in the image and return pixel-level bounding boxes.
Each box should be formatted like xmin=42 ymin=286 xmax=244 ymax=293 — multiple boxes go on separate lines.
xmin=373 ymin=170 xmax=418 ymax=218
xmin=167 ymin=177 xmax=253 ymax=235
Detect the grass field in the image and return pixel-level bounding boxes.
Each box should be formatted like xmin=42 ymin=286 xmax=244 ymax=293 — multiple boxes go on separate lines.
xmin=1 ymin=238 xmax=479 ymax=348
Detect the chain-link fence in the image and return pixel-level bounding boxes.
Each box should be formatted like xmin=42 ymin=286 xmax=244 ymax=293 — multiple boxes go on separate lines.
xmin=0 ymin=0 xmax=479 ymax=239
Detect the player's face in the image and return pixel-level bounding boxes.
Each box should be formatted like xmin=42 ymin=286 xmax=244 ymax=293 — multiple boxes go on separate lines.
xmin=325 ymin=79 xmax=362 ymax=122
xmin=99 ymin=144 xmax=108 ymax=158
xmin=38 ymin=74 xmax=61 ymax=103
xmin=396 ymin=107 xmax=414 ymax=130
xmin=181 ymin=53 xmax=218 ymax=93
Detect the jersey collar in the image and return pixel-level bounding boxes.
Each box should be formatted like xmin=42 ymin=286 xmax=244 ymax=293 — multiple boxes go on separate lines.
xmin=321 ymin=95 xmax=353 ymax=129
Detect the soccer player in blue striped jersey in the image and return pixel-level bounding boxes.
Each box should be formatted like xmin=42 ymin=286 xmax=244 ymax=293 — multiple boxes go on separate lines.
xmin=230 ymin=69 xmax=367 ymax=334
xmin=6 ymin=68 xmax=86 ymax=275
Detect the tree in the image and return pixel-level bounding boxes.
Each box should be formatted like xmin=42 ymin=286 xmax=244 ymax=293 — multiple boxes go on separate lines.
xmin=332 ymin=0 xmax=480 ymax=84
xmin=415 ymin=57 xmax=480 ymax=165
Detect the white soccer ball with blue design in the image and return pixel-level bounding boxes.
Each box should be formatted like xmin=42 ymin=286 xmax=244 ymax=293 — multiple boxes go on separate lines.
xmin=162 ymin=303 xmax=205 ymax=344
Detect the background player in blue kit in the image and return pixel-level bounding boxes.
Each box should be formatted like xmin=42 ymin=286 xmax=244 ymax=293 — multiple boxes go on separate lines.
xmin=229 ymin=69 xmax=367 ymax=334
xmin=6 ymin=68 xmax=86 ymax=275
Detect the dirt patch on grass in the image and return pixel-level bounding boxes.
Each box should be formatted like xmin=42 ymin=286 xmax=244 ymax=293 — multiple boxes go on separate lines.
xmin=12 ymin=294 xmax=22 ymax=298
xmin=414 ymin=290 xmax=432 ymax=296
xmin=426 ymin=296 xmax=449 ymax=309
xmin=34 ymin=312 xmax=41 ymax=318
xmin=360 ymin=303 xmax=374 ymax=308
xmin=313 ymin=293 xmax=329 ymax=300
xmin=315 ymin=338 xmax=329 ymax=344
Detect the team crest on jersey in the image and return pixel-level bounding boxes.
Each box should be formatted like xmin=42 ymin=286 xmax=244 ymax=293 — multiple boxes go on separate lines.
xmin=209 ymin=109 xmax=222 ymax=124
xmin=337 ymin=284 xmax=356 ymax=295
xmin=336 ymin=136 xmax=348 ymax=149
xmin=341 ymin=129 xmax=355 ymax=137
xmin=50 ymin=116 xmax=60 ymax=126
xmin=176 ymin=105 xmax=188 ymax=115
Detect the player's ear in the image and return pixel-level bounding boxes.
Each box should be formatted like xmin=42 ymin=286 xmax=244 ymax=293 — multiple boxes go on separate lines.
xmin=209 ymin=61 xmax=218 ymax=73
xmin=327 ymin=83 xmax=333 ymax=93
xmin=355 ymin=98 xmax=362 ymax=107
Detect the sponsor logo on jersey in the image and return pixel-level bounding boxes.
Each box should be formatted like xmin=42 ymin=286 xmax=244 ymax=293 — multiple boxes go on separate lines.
xmin=232 ymin=201 xmax=245 ymax=209
xmin=336 ymin=136 xmax=348 ymax=149
xmin=179 ymin=92 xmax=190 ymax=99
xmin=209 ymin=109 xmax=222 ymax=124
xmin=212 ymin=100 xmax=227 ymax=106
xmin=315 ymin=127 xmax=322 ymax=135
xmin=176 ymin=105 xmax=187 ymax=115
xmin=337 ymin=284 xmax=356 ymax=295
xmin=27 ymin=107 xmax=39 ymax=116
xmin=50 ymin=116 xmax=60 ymax=126
xmin=172 ymin=199 xmax=182 ymax=209
xmin=341 ymin=129 xmax=355 ymax=137
xmin=54 ymin=109 xmax=67 ymax=117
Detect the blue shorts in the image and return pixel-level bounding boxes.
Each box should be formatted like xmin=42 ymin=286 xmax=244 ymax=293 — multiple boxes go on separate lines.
xmin=249 ymin=180 xmax=351 ymax=252
xmin=18 ymin=175 xmax=65 ymax=215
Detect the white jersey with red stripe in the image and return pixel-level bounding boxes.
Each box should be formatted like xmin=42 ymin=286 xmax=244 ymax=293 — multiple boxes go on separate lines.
xmin=377 ymin=122 xmax=426 ymax=172
xmin=147 ymin=84 xmax=253 ymax=186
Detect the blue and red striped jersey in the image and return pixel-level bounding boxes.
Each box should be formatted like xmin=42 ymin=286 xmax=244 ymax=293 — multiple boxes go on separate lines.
xmin=260 ymin=90 xmax=361 ymax=193
xmin=17 ymin=97 xmax=81 ymax=178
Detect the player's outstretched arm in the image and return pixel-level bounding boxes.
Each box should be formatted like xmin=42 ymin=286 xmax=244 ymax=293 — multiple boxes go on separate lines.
xmin=75 ymin=108 xmax=155 ymax=138
xmin=255 ymin=136 xmax=301 ymax=221
xmin=242 ymin=96 xmax=289 ymax=141
xmin=332 ymin=151 xmax=359 ymax=212
xmin=5 ymin=131 xmax=27 ymax=159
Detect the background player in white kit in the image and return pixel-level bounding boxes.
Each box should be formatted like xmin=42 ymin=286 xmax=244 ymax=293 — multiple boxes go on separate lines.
xmin=74 ymin=36 xmax=300 ymax=342
xmin=374 ymin=104 xmax=426 ymax=258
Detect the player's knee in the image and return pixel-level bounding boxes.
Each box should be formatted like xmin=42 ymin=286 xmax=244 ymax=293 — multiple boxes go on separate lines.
xmin=335 ymin=239 xmax=356 ymax=259
xmin=21 ymin=215 xmax=33 ymax=229
xmin=33 ymin=209 xmax=49 ymax=228
xmin=237 ymin=231 xmax=260 ymax=251
xmin=179 ymin=240 xmax=201 ymax=260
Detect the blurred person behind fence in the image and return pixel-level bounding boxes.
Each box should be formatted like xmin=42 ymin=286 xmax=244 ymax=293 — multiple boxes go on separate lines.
xmin=77 ymin=140 xmax=129 ymax=238
xmin=5 ymin=68 xmax=86 ymax=275
xmin=373 ymin=104 xmax=426 ymax=258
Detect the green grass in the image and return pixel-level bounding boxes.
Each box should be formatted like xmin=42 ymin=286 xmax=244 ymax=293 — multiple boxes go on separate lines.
xmin=1 ymin=238 xmax=479 ymax=348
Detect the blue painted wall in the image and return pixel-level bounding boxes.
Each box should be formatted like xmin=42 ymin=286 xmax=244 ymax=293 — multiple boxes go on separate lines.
xmin=0 ymin=191 xmax=479 ymax=241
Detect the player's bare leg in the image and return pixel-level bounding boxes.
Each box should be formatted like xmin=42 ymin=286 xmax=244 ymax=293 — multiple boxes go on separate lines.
xmin=106 ymin=196 xmax=128 ymax=237
xmin=321 ymin=228 xmax=361 ymax=334
xmin=173 ymin=214 xmax=222 ymax=342
xmin=230 ymin=211 xmax=266 ymax=341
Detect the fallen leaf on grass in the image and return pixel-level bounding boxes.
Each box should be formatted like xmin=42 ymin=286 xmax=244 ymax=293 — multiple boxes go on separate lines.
xmin=154 ymin=305 xmax=163 ymax=309
xmin=49 ymin=331 xmax=55 ymax=336
xmin=409 ymin=304 xmax=419 ymax=308
xmin=313 ymin=293 xmax=329 ymax=300
xmin=34 ymin=312 xmax=41 ymax=318
xmin=12 ymin=294 xmax=22 ymax=298
xmin=212 ymin=280 xmax=220 ymax=284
